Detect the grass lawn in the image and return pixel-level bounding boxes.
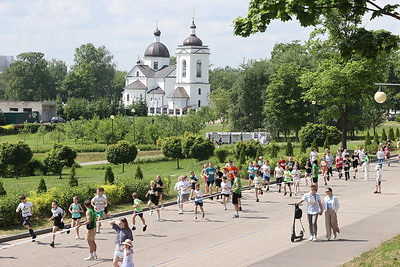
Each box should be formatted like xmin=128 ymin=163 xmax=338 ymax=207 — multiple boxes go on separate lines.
xmin=342 ymin=234 xmax=400 ymax=267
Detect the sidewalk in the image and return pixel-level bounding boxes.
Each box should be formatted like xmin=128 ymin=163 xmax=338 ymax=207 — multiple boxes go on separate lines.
xmin=0 ymin=159 xmax=399 ymax=266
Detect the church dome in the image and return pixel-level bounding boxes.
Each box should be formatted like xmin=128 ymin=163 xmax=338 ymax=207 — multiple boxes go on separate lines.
xmin=182 ymin=18 xmax=203 ymax=46
xmin=144 ymin=28 xmax=170 ymax=58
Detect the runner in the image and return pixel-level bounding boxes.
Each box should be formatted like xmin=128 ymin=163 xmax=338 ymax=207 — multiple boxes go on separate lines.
xmin=384 ymin=144 xmax=391 ymax=167
xmin=226 ymin=159 xmax=239 ymax=184
xmin=376 ymin=147 xmax=384 ymax=169
xmin=311 ymin=159 xmax=319 ymax=189
xmin=231 ymin=171 xmax=242 ymax=218
xmin=335 ymin=152 xmax=344 ymax=179
xmin=274 ymin=162 xmax=284 ymax=193
xmin=324 ymin=149 xmax=334 ymax=180
xmin=351 ymin=151 xmax=360 ymax=179
xmin=260 ymin=160 xmax=271 ymax=191
xmin=364 ymin=152 xmax=371 ymax=181
xmin=131 ymin=192 xmax=147 ymax=231
xmin=254 ymin=172 xmax=263 ymax=202
xmin=374 ymin=165 xmax=382 ymax=194
xmin=91 ymin=188 xmax=107 ymax=234
xmin=320 ymin=157 xmax=328 ymax=186
xmin=283 ymin=165 xmax=293 ymax=197
xmin=146 ymin=181 xmax=161 ymax=221
xmin=15 ymin=194 xmax=37 ymax=242
xmin=247 ymin=161 xmax=256 ymax=187
xmin=343 ymin=155 xmax=351 ymax=181
xmin=68 ymin=196 xmax=84 ymax=240
xmin=205 ymin=162 xmax=216 ymax=200
xmin=304 ymin=159 xmax=312 ymax=186
xmin=215 ymin=166 xmax=223 ymax=200
xmin=48 ymin=201 xmax=70 ymax=248
xmin=193 ymin=183 xmax=205 ymax=220
xmin=189 ymin=170 xmax=199 ymax=199
xmin=291 ymin=163 xmax=301 ymax=196
xmin=178 ymin=175 xmax=191 ymax=214
xmin=220 ymin=176 xmax=231 ymax=210
xmin=154 ymin=175 xmax=164 ymax=207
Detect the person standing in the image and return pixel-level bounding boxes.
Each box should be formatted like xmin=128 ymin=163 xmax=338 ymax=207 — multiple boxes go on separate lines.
xmin=231 ymin=171 xmax=242 ymax=218
xmin=110 ymin=218 xmax=133 ymax=267
xmin=297 ymin=185 xmax=323 ymax=242
xmin=121 ymin=239 xmax=134 ymax=267
xmin=15 ymin=194 xmax=37 ymax=241
xmin=322 ymin=187 xmax=340 ymax=240
xmin=69 ymin=196 xmax=84 ymax=240
xmin=374 ymin=165 xmax=382 ymax=194
xmin=364 ymin=152 xmax=371 ymax=181
xmin=79 ymin=200 xmax=97 ymax=261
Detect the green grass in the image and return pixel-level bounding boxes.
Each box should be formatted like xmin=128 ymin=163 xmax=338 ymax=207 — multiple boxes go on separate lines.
xmin=342 ymin=234 xmax=400 ymax=267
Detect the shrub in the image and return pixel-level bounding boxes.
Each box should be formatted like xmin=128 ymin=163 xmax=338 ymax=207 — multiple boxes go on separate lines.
xmin=256 ymin=145 xmax=264 ymax=159
xmin=396 ymin=128 xmax=400 ymax=139
xmin=299 ymin=123 xmax=341 ymax=147
xmin=22 ymin=158 xmax=46 ymax=176
xmin=69 ymin=164 xmax=78 ymax=187
xmin=267 ymin=142 xmax=280 ymax=158
xmin=381 ymin=128 xmax=387 ymax=142
xmin=105 ymin=166 xmax=115 ymax=185
xmin=388 ymin=127 xmax=394 ymax=141
xmin=365 ymin=131 xmax=372 ymax=147
xmin=0 ymin=141 xmax=33 ymax=178
xmin=0 ymin=180 xmax=6 ymax=196
xmin=135 ymin=166 xmax=144 ymax=180
xmin=136 ymin=144 xmax=160 ymax=151
xmin=215 ymin=148 xmax=229 ymax=163
xmin=0 ymin=125 xmax=16 ymax=135
xmin=300 ymin=139 xmax=307 ymax=153
xmin=0 ymin=196 xmax=20 ymax=227
xmin=373 ymin=132 xmax=380 ymax=144
xmin=189 ymin=137 xmax=215 ymax=161
xmin=134 ymin=155 xmax=168 ymax=164
xmin=323 ymin=136 xmax=330 ymax=150
xmin=37 ymin=177 xmax=47 ymax=193
xmin=365 ymin=144 xmax=378 ymax=154
xmin=182 ymin=135 xmax=197 ymax=158
xmin=311 ymin=139 xmax=318 ymax=152
xmin=285 ymin=139 xmax=293 ymax=156
xmin=43 ymin=144 xmax=77 ymax=178
xmin=106 ymin=141 xmax=138 ymax=173
xmin=233 ymin=141 xmax=246 ymax=161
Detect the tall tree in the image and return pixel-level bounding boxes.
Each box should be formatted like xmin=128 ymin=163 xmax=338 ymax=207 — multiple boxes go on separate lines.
xmin=209 ymin=66 xmax=240 ymax=91
xmin=48 ymin=59 xmax=68 ymax=101
xmin=208 ymin=88 xmax=230 ymax=127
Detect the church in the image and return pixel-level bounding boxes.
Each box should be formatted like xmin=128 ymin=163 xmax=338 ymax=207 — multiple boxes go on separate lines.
xmin=122 ymin=19 xmax=211 ymax=116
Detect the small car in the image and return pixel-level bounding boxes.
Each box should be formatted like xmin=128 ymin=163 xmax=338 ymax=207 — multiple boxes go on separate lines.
xmin=51 ymin=117 xmax=66 ymax=123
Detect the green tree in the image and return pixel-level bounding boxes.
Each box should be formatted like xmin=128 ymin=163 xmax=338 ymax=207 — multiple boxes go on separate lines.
xmin=0 ymin=141 xmax=33 ymax=179
xmin=208 ymin=88 xmax=230 ymax=128
xmin=395 ymin=128 xmax=400 ymax=138
xmin=365 ymin=131 xmax=372 ymax=147
xmin=37 ymin=124 xmax=47 ymax=144
xmin=129 ymin=98 xmax=148 ymax=117
xmin=388 ymin=128 xmax=395 ymax=141
xmin=373 ymin=132 xmax=380 ymax=145
xmin=135 ymin=166 xmax=144 ymax=180
xmin=323 ymin=136 xmax=330 ymax=150
xmin=37 ymin=177 xmax=47 ymax=193
xmin=233 ymin=0 xmax=400 ymax=59
xmin=65 ymin=118 xmax=85 ymax=144
xmin=311 ymin=139 xmax=318 ymax=152
xmin=189 ymin=137 xmax=215 ymax=161
xmin=182 ymin=135 xmax=197 ymax=158
xmin=48 ymin=59 xmax=68 ymax=101
xmin=268 ymin=142 xmax=280 ymax=158
xmin=182 ymin=111 xmax=207 ymax=135
xmin=299 ymin=123 xmax=341 ymax=148
xmin=300 ymin=139 xmax=307 ymax=154
xmin=43 ymin=144 xmax=77 ymax=178
xmin=63 ymin=98 xmax=89 ymax=120
xmin=104 ymin=166 xmax=115 ymax=184
xmin=285 ymin=139 xmax=293 ymax=156
xmin=106 ymin=141 xmax=138 ymax=173
xmin=381 ymin=128 xmax=387 ymax=142
xmin=215 ymin=148 xmax=229 ymax=163
xmin=360 ymin=98 xmax=386 ymax=135
xmin=68 ymin=164 xmax=78 ymax=187
xmin=162 ymin=137 xmax=184 ymax=169
xmin=209 ymin=66 xmax=240 ymax=91
xmin=0 ymin=180 xmax=6 ymax=196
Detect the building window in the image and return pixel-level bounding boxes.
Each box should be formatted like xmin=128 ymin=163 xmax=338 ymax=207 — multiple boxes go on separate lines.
xmin=136 ymin=71 xmax=139 ymax=76
xmin=198 ymin=100 xmax=201 ymax=107
xmin=196 ymin=60 xmax=202 ymax=77
xmin=23 ymin=108 xmax=32 ymax=112
xmin=154 ymin=62 xmax=159 ymax=70
xmin=10 ymin=108 xmax=18 ymax=111
xmin=198 ymin=88 xmax=201 ymax=95
xmin=127 ymin=94 xmax=130 ymax=102
xmin=182 ymin=60 xmax=186 ymax=78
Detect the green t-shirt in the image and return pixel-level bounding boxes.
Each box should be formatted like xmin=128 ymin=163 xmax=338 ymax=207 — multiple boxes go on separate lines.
xmin=133 ymin=198 xmax=143 ymax=212
xmin=312 ymin=164 xmax=319 ymax=178
xmin=233 ymin=177 xmax=242 ymax=194
xmin=284 ymin=170 xmax=292 ymax=182
xmin=88 ymin=208 xmax=97 ymax=229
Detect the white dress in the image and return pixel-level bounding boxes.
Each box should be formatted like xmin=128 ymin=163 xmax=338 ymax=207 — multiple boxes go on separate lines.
xmin=121 ymin=248 xmax=134 ymax=267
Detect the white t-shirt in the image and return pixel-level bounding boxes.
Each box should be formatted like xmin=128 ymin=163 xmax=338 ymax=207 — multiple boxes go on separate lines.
xmin=221 ymin=181 xmax=231 ymax=194
xmin=301 ymin=192 xmax=321 ymax=214
xmin=51 ymin=207 xmax=64 ymax=217
xmin=254 ymin=176 xmax=262 ymax=188
xmin=376 ymin=170 xmax=382 ymax=181
xmin=17 ymin=202 xmax=33 ymax=217
xmin=376 ymin=150 xmax=384 ymax=159
xmin=275 ymin=167 xmax=283 ymax=178
xmin=91 ymin=195 xmax=107 ymax=212
xmin=261 ymin=165 xmax=270 ymax=176
xmin=358 ymin=150 xmax=365 ymax=162
xmin=178 ymin=180 xmax=191 ymax=194
xmin=310 ymin=151 xmax=318 ymax=162
xmin=194 ymin=189 xmax=203 ymax=202
xmin=291 ymin=169 xmax=301 ymax=182
xmin=324 ymin=154 xmax=334 ymax=167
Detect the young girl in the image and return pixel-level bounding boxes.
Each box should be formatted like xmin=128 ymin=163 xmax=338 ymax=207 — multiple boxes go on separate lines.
xmin=121 ymin=239 xmax=134 ymax=267
xmin=374 ymin=165 xmax=382 ymax=194
xmin=320 ymin=158 xmax=328 ymax=186
xmin=292 ymin=163 xmax=301 ymax=196
xmin=48 ymin=201 xmax=70 ymax=248
xmin=274 ymin=163 xmax=284 ymax=193
xmin=254 ymin=174 xmax=263 ymax=202
xmin=69 ymin=196 xmax=84 ymax=239
xmin=193 ymin=183 xmax=205 ymax=220
xmin=189 ymin=170 xmax=198 ymax=199
xmin=146 ymin=181 xmax=161 ymax=221
xmin=305 ymin=159 xmax=312 ymax=186
xmin=336 ymin=153 xmax=344 ymax=179
xmin=261 ymin=160 xmax=271 ymax=191
xmin=283 ymin=165 xmax=293 ymax=197
xmin=220 ymin=176 xmax=231 ymax=210
xmin=154 ymin=175 xmax=164 ymax=207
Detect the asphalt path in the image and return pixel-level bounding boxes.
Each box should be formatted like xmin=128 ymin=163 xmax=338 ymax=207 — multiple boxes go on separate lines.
xmin=0 ymin=159 xmax=399 ymax=267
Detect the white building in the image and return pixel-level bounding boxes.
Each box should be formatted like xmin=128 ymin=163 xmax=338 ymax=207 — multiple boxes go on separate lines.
xmin=0 ymin=56 xmax=14 ymax=73
xmin=122 ymin=19 xmax=210 ymax=116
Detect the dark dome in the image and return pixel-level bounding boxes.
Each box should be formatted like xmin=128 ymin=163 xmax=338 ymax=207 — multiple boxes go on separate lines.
xmin=144 ymin=42 xmax=170 ymax=58
xmin=154 ymin=28 xmax=161 ymax=36
xmin=183 ymin=35 xmax=203 ymax=46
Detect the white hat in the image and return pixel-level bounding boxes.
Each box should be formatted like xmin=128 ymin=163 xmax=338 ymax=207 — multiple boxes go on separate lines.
xmin=122 ymin=239 xmax=133 ymax=247
xmin=259 ymin=156 xmax=263 ymax=160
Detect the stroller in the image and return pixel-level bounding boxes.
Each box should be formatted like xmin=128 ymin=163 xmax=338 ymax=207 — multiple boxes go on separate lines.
xmin=289 ymin=203 xmax=305 ymax=242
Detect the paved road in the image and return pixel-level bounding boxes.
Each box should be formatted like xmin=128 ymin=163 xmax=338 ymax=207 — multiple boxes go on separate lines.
xmin=1 ymin=159 xmax=399 ymax=267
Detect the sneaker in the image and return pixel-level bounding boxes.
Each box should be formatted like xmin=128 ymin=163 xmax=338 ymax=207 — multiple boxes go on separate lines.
xmin=84 ymin=256 xmax=94 ymax=261
xmin=202 ymin=213 xmax=205 ymax=218
xmin=232 ymin=214 xmax=239 ymax=218
xmin=132 ymin=225 xmax=136 ymax=231
xmin=260 ymin=190 xmax=263 ymax=195
xmin=76 ymin=236 xmax=80 ymax=240
xmin=50 ymin=241 xmax=55 ymax=248
xmin=143 ymin=225 xmax=147 ymax=232
xmin=96 ymin=230 xmax=100 ymax=234
xmin=266 ymin=186 xmax=269 ymax=192
xmin=194 ymin=217 xmax=197 ymax=221
xmin=324 ymin=182 xmax=327 ymax=186
xmin=309 ymin=236 xmax=313 ymax=241
xmin=278 ymin=188 xmax=281 ymax=193
xmin=157 ymin=216 xmax=161 ymax=221
xmin=312 ymin=236 xmax=317 ymax=242
xmin=179 ymin=210 xmax=183 ymax=214
xmin=239 ymin=207 xmax=242 ymax=211
xmin=374 ymin=191 xmax=378 ymax=194
xmin=149 ymin=210 xmax=153 ymax=216
xmin=256 ymin=199 xmax=259 ymax=202
xmin=66 ymin=229 xmax=70 ymax=234
xmin=333 ymin=233 xmax=337 ymax=239
xmin=31 ymin=234 xmax=36 ymax=242
xmin=224 ymin=206 xmax=227 ymax=210
xmin=353 ymin=176 xmax=356 ymax=179
xmin=93 ymin=254 xmax=98 ymax=260
xmin=284 ymin=192 xmax=287 ymax=196
xmin=290 ymin=192 xmax=292 ymax=197
xmin=327 ymin=176 xmax=330 ymax=181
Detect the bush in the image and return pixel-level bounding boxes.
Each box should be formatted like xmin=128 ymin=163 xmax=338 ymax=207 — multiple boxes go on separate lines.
xmin=22 ymin=158 xmax=46 ymax=176
xmin=365 ymin=144 xmax=378 ymax=154
xmin=396 ymin=128 xmax=400 ymax=139
xmin=69 ymin=164 xmax=78 ymax=187
xmin=105 ymin=166 xmax=115 ymax=185
xmin=0 ymin=195 xmax=20 ymax=227
xmin=37 ymin=177 xmax=47 ymax=193
xmin=136 ymin=144 xmax=160 ymax=151
xmin=43 ymin=144 xmax=77 ymax=178
xmin=266 ymin=143 xmax=280 ymax=158
xmin=299 ymin=123 xmax=341 ymax=148
xmin=381 ymin=129 xmax=387 ymax=142
xmin=365 ymin=131 xmax=372 ymax=147
xmin=323 ymin=136 xmax=330 ymax=150
xmin=134 ymin=155 xmax=168 ymax=164
xmin=285 ymin=139 xmax=293 ymax=156
xmin=373 ymin=132 xmax=380 ymax=144
xmin=233 ymin=141 xmax=246 ymax=161
xmin=311 ymin=139 xmax=318 ymax=152
xmin=388 ymin=127 xmax=394 ymax=141
xmin=106 ymin=141 xmax=138 ymax=173
xmin=215 ymin=148 xmax=229 ymax=163
xmin=0 ymin=180 xmax=6 ymax=196
xmin=135 ymin=166 xmax=144 ymax=180
xmin=189 ymin=137 xmax=215 ymax=161
xmin=300 ymin=139 xmax=307 ymax=153
xmin=0 ymin=125 xmax=16 ymax=135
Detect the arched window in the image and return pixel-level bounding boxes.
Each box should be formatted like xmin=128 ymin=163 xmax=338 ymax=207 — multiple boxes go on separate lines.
xmin=198 ymin=100 xmax=201 ymax=107
xmin=196 ymin=60 xmax=202 ymax=77
xmin=136 ymin=71 xmax=139 ymax=76
xmin=198 ymin=88 xmax=201 ymax=95
xmin=182 ymin=60 xmax=186 ymax=78
xmin=127 ymin=94 xmax=130 ymax=102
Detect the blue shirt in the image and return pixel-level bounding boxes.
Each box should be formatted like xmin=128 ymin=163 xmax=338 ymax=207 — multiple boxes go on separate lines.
xmin=205 ymin=167 xmax=216 ymax=181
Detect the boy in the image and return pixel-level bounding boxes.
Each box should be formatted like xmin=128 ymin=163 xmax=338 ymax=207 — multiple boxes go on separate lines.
xmin=146 ymin=181 xmax=161 ymax=221
xmin=343 ymin=155 xmax=351 ymax=181
xmin=193 ymin=183 xmax=205 ymax=220
xmin=283 ymin=165 xmax=293 ymax=197
xmin=15 ymin=194 xmax=36 ymax=241
xmin=178 ymin=175 xmax=191 ymax=214
xmin=260 ymin=160 xmax=271 ymax=191
xmin=231 ymin=172 xmax=242 ymax=218
xmin=374 ymin=165 xmax=382 ymax=194
xmin=48 ymin=201 xmax=70 ymax=248
xmin=91 ymin=188 xmax=108 ymax=233
xmin=78 ymin=200 xmax=98 ymax=261
xmin=254 ymin=173 xmax=263 ymax=202
xmin=189 ymin=170 xmax=198 ymax=199
xmin=131 ymin=192 xmax=147 ymax=231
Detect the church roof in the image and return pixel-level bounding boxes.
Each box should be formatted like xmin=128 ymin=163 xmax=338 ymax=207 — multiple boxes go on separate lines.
xmin=144 ymin=27 xmax=170 ymax=58
xmin=147 ymin=85 xmax=165 ymax=95
xmin=182 ymin=18 xmax=203 ymax=46
xmin=124 ymin=79 xmax=147 ymax=90
xmin=133 ymin=65 xmax=175 ymax=78
xmin=167 ymin=86 xmax=189 ymax=98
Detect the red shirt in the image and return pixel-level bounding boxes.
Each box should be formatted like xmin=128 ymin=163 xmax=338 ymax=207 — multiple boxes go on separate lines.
xmin=278 ymin=160 xmax=286 ymax=168
xmin=226 ymin=165 xmax=239 ymax=179
xmin=336 ymin=157 xmax=343 ymax=168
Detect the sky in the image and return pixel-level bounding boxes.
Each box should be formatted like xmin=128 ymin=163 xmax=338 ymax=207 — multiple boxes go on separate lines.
xmin=1 ymin=0 xmax=399 ymax=72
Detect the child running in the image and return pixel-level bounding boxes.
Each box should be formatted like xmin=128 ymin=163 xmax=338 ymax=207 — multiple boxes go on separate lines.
xmin=274 ymin=163 xmax=284 ymax=193
xmin=292 ymin=163 xmax=301 ymax=196
xmin=15 ymin=194 xmax=37 ymax=242
xmin=254 ymin=173 xmax=263 ymax=202
xmin=48 ymin=201 xmax=70 ymax=248
xmin=146 ymin=181 xmax=161 ymax=221
xmin=343 ymin=155 xmax=351 ymax=181
xmin=231 ymin=171 xmax=242 ymax=218
xmin=69 ymin=196 xmax=84 ymax=239
xmin=189 ymin=170 xmax=198 ymax=199
xmin=221 ymin=176 xmax=231 ymax=210
xmin=91 ymin=188 xmax=108 ymax=233
xmin=335 ymin=153 xmax=344 ymax=179
xmin=261 ymin=160 xmax=271 ymax=191
xmin=131 ymin=192 xmax=147 ymax=231
xmin=283 ymin=165 xmax=293 ymax=197
xmin=193 ymin=183 xmax=205 ymax=220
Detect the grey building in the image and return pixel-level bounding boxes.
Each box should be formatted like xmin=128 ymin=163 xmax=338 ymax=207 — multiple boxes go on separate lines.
xmin=0 ymin=56 xmax=14 ymax=73
xmin=0 ymin=101 xmax=56 ymax=122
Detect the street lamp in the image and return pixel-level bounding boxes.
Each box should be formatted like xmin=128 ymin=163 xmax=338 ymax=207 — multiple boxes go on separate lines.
xmin=374 ymin=83 xmax=400 ymax=103
xmin=311 ymin=101 xmax=316 ymax=123
xmin=110 ymin=115 xmax=115 ymax=135
xmin=175 ymin=105 xmax=178 ymax=136
xmin=131 ymin=108 xmax=136 ymax=142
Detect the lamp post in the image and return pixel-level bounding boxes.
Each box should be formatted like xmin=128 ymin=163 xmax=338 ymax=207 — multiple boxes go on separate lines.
xmin=175 ymin=105 xmax=178 ymax=136
xmin=374 ymin=83 xmax=400 ymax=103
xmin=311 ymin=101 xmax=316 ymax=123
xmin=131 ymin=108 xmax=136 ymax=142
xmin=110 ymin=115 xmax=115 ymax=135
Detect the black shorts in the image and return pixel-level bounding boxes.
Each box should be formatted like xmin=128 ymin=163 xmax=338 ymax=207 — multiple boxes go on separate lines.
xmin=22 ymin=216 xmax=31 ymax=226
xmin=215 ymin=179 xmax=222 ymax=187
xmin=337 ymin=167 xmax=343 ymax=171
xmin=222 ymin=193 xmax=230 ymax=198
xmin=232 ymin=192 xmax=242 ymax=205
xmin=276 ymin=177 xmax=283 ymax=185
xmin=312 ymin=177 xmax=318 ymax=183
xmin=249 ymin=176 xmax=255 ymax=180
xmin=284 ymin=181 xmax=291 ymax=185
xmin=133 ymin=211 xmax=144 ymax=218
xmin=104 ymin=206 xmax=108 ymax=214
xmin=150 ymin=195 xmax=159 ymax=206
xmin=206 ymin=180 xmax=214 ymax=186
xmin=54 ymin=217 xmax=64 ymax=228
xmin=191 ymin=183 xmax=196 ymax=190
xmin=154 ymin=189 xmax=163 ymax=194
xmin=72 ymin=217 xmax=81 ymax=221
xmin=353 ymin=162 xmax=358 ymax=169
xmin=195 ymin=201 xmax=203 ymax=206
